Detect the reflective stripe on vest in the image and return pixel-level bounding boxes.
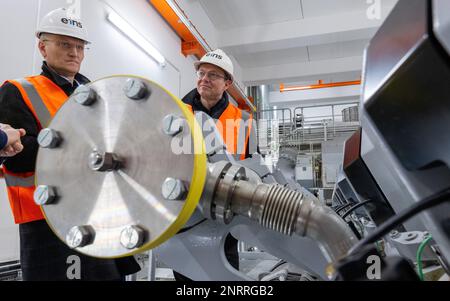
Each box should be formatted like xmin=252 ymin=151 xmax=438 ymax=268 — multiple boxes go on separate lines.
xmin=2 ymin=76 xmax=68 ymax=224
xmin=14 ymin=78 xmax=52 ymax=128
xmin=4 ymin=174 xmax=35 ymax=188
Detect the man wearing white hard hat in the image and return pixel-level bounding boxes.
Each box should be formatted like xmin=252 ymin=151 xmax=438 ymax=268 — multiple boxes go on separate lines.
xmin=0 ymin=8 xmax=140 ymax=280
xmin=174 ymin=49 xmax=257 ymax=280
xmin=184 ymin=49 xmax=256 ymax=161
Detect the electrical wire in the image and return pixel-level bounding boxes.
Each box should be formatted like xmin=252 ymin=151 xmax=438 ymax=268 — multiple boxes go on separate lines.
xmin=341 ymin=199 xmax=375 ymax=219
xmin=416 ymin=234 xmax=433 ymax=281
xmin=270 ymin=259 xmax=287 ymax=272
xmin=335 ymin=203 xmax=353 ymax=214
xmin=349 ymin=187 xmax=450 ymax=255
xmin=176 ymin=218 xmax=207 ymax=234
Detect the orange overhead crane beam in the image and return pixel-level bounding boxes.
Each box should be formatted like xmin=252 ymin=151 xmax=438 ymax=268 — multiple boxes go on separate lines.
xmin=148 ymin=0 xmax=206 ymax=57
xmin=280 ymin=80 xmax=361 ymax=92
xmin=149 ymin=0 xmax=254 ymax=112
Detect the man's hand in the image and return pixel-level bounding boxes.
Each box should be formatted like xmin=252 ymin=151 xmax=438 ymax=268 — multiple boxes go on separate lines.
xmin=0 ymin=123 xmax=26 ymax=157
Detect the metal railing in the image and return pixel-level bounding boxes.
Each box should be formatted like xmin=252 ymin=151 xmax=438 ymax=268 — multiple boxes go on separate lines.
xmin=282 ymin=116 xmax=360 ymax=146
xmin=258 ymin=115 xmax=359 ymax=147
xmin=256 ymin=104 xmax=360 ymax=149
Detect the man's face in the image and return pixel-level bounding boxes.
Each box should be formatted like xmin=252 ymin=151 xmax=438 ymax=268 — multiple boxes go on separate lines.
xmin=196 ymin=63 xmax=232 ymax=103
xmin=38 ymin=33 xmax=86 ymax=78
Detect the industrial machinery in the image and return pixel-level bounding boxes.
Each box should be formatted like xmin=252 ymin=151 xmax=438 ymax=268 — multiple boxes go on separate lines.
xmin=34 ymin=75 xmax=356 ymax=280
xmin=332 ymin=0 xmax=450 ymax=280
xmin=33 ymin=0 xmax=449 ymax=281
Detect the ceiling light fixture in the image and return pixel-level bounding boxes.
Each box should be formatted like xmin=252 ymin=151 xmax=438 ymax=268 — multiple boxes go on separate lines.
xmin=107 ymin=10 xmax=166 ymax=67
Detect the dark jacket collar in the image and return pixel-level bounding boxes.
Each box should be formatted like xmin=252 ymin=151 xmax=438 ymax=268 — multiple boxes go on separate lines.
xmin=41 ymin=61 xmax=90 ymax=96
xmin=182 ymin=88 xmax=229 ymax=119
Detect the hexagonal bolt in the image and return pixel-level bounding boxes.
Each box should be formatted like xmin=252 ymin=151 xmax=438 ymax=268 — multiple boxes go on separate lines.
xmin=405 ymin=232 xmax=419 ymax=241
xmin=161 ymin=177 xmax=187 ymax=200
xmin=162 ymin=114 xmax=183 ymax=136
xmin=88 ymin=151 xmax=122 ymax=172
xmin=224 ymin=209 xmax=234 ymax=223
xmin=73 ymin=85 xmax=97 ymax=106
xmin=124 ymin=79 xmax=149 ymax=100
xmin=33 ymin=185 xmax=57 ymax=205
xmin=120 ymin=225 xmax=145 ymax=249
xmin=66 ymin=225 xmax=95 ymax=249
xmin=37 ymin=128 xmax=62 ymax=149
xmin=389 ymin=230 xmax=400 ymax=239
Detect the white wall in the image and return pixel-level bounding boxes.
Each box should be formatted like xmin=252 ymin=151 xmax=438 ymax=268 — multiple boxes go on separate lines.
xmin=0 ymin=0 xmax=202 ymax=262
xmin=1 ymin=0 xmax=199 ymax=96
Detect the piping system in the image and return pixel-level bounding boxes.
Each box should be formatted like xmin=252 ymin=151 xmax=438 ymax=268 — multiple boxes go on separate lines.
xmin=280 ymin=80 xmax=361 ymax=92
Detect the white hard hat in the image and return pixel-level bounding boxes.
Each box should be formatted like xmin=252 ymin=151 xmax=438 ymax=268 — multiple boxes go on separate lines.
xmin=194 ymin=49 xmax=234 ymax=81
xmin=36 ymin=8 xmax=90 ymax=43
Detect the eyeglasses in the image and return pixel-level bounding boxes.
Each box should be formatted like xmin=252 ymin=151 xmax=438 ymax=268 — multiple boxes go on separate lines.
xmin=43 ymin=39 xmax=89 ymax=52
xmin=196 ymin=70 xmax=228 ymax=81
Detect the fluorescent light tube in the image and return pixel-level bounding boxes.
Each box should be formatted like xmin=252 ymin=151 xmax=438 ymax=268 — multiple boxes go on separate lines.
xmin=107 ymin=11 xmax=166 ymax=66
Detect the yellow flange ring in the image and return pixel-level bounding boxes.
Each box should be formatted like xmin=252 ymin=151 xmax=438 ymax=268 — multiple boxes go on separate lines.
xmin=37 ymin=75 xmax=207 ymax=258
xmin=130 ymin=77 xmax=207 ymax=255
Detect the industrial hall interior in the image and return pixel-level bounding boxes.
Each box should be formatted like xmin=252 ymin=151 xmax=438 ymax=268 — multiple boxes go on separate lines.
xmin=0 ymin=0 xmax=449 ymax=282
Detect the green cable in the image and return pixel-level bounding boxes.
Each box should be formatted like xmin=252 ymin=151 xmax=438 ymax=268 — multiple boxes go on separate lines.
xmin=416 ymin=234 xmax=433 ymax=281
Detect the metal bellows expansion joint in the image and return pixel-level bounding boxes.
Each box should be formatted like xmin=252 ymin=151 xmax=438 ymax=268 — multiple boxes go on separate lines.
xmin=204 ymin=162 xmax=357 ymax=261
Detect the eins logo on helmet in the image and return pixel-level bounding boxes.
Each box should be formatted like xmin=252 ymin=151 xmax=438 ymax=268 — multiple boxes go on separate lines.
xmin=206 ymin=53 xmax=222 ymax=60
xmin=61 ymin=18 xmax=83 ymax=29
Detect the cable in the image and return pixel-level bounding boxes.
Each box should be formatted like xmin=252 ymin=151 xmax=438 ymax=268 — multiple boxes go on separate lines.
xmin=341 ymin=199 xmax=375 ymax=219
xmin=176 ymin=218 xmax=207 ymax=234
xmin=417 ymin=234 xmax=433 ymax=281
xmin=335 ymin=203 xmax=353 ymax=214
xmin=270 ymin=259 xmax=287 ymax=272
xmin=349 ymin=187 xmax=450 ymax=255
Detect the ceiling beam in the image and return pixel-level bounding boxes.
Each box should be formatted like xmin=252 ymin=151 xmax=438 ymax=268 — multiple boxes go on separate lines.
xmin=218 ymin=7 xmax=395 ymax=54
xmin=243 ymin=56 xmax=363 ymax=86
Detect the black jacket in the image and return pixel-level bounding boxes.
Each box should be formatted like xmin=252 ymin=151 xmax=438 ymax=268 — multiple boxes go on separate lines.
xmin=182 ymin=88 xmax=230 ymax=119
xmin=0 ymin=62 xmax=89 ymax=172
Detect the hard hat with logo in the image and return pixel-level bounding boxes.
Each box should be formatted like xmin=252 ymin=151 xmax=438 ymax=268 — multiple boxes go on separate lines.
xmin=36 ymin=8 xmax=90 ymax=43
xmin=194 ymin=49 xmax=234 ymax=81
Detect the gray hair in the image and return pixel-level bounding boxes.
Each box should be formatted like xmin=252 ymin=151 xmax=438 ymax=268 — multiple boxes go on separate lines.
xmin=39 ymin=33 xmax=53 ymax=42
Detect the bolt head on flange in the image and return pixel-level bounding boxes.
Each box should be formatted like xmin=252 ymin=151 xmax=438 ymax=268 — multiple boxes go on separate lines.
xmin=120 ymin=225 xmax=145 ymax=249
xmin=162 ymin=115 xmax=183 ymax=136
xmin=88 ymin=151 xmax=121 ymax=172
xmin=161 ymin=177 xmax=187 ymax=200
xmin=66 ymin=225 xmax=95 ymax=249
xmin=34 ymin=185 xmax=57 ymax=205
xmin=37 ymin=128 xmax=62 ymax=149
xmin=124 ymin=79 xmax=149 ymax=100
xmin=73 ymin=85 xmax=97 ymax=106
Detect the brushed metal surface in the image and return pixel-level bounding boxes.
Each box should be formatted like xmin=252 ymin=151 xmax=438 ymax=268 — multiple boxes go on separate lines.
xmin=35 ymin=76 xmax=197 ymax=258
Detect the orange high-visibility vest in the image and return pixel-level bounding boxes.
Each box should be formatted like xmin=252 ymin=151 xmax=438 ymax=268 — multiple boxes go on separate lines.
xmin=186 ymin=102 xmax=254 ymax=161
xmin=2 ymin=76 xmax=68 ymax=224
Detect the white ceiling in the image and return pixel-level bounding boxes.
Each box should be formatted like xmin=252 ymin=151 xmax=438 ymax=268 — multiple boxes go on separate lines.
xmin=234 ymin=39 xmax=370 ymax=68
xmin=199 ymin=0 xmax=394 ymax=29
xmin=199 ymin=0 xmax=303 ymax=30
xmin=301 ymin=0 xmax=382 ymax=18
xmin=194 ymin=0 xmax=398 ymax=86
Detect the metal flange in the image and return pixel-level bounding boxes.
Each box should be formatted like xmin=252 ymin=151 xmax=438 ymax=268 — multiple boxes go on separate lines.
xmin=35 ymin=75 xmax=207 ymax=258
